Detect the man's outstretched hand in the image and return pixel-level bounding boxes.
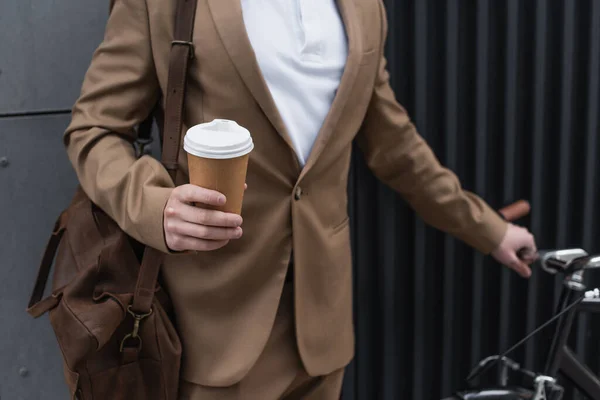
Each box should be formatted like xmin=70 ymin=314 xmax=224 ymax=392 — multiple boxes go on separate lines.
xmin=491 ymin=223 xmax=538 ymax=278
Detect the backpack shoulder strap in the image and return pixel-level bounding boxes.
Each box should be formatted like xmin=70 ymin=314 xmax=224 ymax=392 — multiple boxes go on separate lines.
xmin=27 ymin=0 xmax=198 ymax=318
xmin=131 ymin=0 xmax=198 ymax=315
xmin=26 ymin=211 xmax=68 ymax=317
xmin=159 ymin=0 xmax=197 ymax=180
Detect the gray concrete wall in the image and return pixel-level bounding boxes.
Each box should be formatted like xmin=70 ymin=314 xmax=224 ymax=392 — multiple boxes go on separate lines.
xmin=0 ymin=1 xmax=106 ymax=398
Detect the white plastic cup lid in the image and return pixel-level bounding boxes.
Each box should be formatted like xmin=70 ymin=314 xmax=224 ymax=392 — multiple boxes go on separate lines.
xmin=184 ymin=119 xmax=254 ymax=159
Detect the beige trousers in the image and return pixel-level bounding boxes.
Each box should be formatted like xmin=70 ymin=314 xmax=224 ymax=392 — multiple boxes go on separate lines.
xmin=179 ymin=283 xmax=345 ymax=400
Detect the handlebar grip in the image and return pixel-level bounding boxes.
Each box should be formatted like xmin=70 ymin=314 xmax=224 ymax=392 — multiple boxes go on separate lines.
xmin=498 ymin=200 xmax=531 ymax=222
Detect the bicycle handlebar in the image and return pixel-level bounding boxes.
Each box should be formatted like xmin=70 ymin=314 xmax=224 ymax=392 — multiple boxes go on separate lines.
xmin=498 ymin=199 xmax=531 ymax=222
xmin=541 ymin=249 xmax=600 ymax=275
xmin=497 ymin=202 xmax=599 ymax=272
xmin=457 ymin=200 xmax=600 ymax=397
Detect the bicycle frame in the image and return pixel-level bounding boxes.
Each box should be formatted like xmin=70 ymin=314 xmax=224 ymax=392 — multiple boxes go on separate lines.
xmin=542 ymin=269 xmax=600 ymax=400
xmin=448 ymin=265 xmax=600 ymax=400
xmin=552 ymin=296 xmax=600 ymax=399
xmin=437 ymin=202 xmax=600 ymax=400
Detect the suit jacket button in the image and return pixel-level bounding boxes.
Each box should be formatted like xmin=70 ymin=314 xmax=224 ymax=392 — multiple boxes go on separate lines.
xmin=294 ymin=187 xmax=302 ymax=200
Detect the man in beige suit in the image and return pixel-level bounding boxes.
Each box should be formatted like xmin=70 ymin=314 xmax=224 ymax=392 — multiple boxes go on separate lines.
xmin=64 ymin=0 xmax=537 ymax=398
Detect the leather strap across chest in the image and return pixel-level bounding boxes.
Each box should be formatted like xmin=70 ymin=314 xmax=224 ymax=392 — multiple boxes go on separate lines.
xmin=131 ymin=0 xmax=198 ymax=314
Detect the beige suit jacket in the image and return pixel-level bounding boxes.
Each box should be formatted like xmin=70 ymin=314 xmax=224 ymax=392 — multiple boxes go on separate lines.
xmin=64 ymin=0 xmax=508 ymax=387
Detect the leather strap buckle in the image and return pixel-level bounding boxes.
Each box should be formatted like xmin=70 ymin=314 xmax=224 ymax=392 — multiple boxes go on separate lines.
xmin=119 ymin=305 xmax=153 ymax=352
xmin=171 ymin=40 xmax=195 ymax=59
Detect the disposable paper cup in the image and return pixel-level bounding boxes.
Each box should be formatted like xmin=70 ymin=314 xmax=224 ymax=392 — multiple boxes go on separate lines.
xmin=183 ymin=119 xmax=254 ymax=215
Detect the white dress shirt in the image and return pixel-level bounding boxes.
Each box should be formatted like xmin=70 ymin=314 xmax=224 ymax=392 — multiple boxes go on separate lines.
xmin=241 ymin=0 xmax=348 ymax=166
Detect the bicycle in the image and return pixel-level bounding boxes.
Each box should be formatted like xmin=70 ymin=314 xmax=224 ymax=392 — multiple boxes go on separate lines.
xmin=441 ymin=201 xmax=600 ymax=400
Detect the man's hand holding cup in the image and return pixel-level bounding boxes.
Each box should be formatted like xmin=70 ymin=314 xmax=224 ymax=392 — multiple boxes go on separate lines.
xmin=164 ymin=119 xmax=254 ymax=253
xmin=163 ymin=185 xmax=244 ymax=252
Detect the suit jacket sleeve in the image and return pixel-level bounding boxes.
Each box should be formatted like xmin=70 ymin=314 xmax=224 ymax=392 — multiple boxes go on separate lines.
xmin=356 ymin=1 xmax=507 ymax=254
xmin=64 ymin=0 xmax=173 ymax=253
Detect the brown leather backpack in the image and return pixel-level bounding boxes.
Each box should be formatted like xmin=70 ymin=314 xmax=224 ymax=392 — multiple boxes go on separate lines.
xmin=26 ymin=0 xmax=197 ymax=398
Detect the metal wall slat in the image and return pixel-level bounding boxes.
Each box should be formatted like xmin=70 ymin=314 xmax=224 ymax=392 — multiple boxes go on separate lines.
xmin=470 ymin=0 xmax=490 ymax=370
xmin=502 ymin=0 xmax=519 ymax=200
xmin=552 ymin=10 xmax=577 ymax=372
xmin=410 ymin=0 xmax=429 ymax=398
xmin=525 ymin=0 xmax=548 ymax=370
xmin=573 ymin=2 xmax=591 ymax=387
xmin=352 ymin=156 xmax=381 ymax=400
xmin=556 ymin=0 xmax=576 ymax=248
xmin=589 ymin=1 xmax=600 ymax=373
xmin=582 ymin=0 xmax=600 ymax=255
xmin=380 ymin=189 xmax=398 ymax=399
xmin=498 ymin=0 xmax=520 ymax=355
xmin=441 ymin=1 xmax=459 ymax=395
xmin=576 ymin=0 xmax=600 ymax=384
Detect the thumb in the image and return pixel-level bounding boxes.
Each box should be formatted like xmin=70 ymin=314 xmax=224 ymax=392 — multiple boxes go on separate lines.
xmin=508 ymin=255 xmax=532 ymax=278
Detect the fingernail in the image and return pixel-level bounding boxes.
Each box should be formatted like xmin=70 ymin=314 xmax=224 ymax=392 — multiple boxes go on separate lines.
xmin=235 ymin=227 xmax=243 ymax=238
xmin=218 ymin=196 xmax=226 ymax=205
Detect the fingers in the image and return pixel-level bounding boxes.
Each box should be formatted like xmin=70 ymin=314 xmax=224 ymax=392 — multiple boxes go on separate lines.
xmin=167 ymin=235 xmax=231 ymax=252
xmin=512 ymin=224 xmax=538 ymax=263
xmin=174 ymin=184 xmax=226 ymax=207
xmin=491 ymin=223 xmax=538 ymax=278
xmin=507 ymin=246 xmax=533 ymax=278
xmin=522 ymin=227 xmax=537 ymax=252
xmin=509 ymin=258 xmax=532 ymax=278
xmin=166 ymin=219 xmax=243 ymax=241
xmin=164 ymin=185 xmax=246 ymax=252
xmin=167 ymin=203 xmax=242 ymax=228
xmin=519 ymin=249 xmax=539 ymax=264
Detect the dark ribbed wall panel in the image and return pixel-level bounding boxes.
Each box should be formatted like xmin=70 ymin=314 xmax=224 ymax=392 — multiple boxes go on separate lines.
xmin=342 ymin=1 xmax=600 ymax=399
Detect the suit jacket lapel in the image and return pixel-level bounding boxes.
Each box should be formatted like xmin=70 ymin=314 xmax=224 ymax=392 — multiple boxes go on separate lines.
xmin=208 ymin=0 xmax=362 ymax=178
xmin=207 ymin=0 xmax=298 ymax=161
xmin=299 ymin=0 xmax=363 ymax=179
